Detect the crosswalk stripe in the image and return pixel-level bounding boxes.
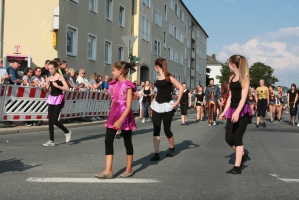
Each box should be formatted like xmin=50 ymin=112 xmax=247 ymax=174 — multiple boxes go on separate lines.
xmin=26 ymin=177 xmax=161 ymax=183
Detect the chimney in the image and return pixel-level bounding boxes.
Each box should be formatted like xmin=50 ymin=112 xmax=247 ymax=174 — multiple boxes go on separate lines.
xmin=212 ymin=54 xmax=216 ymax=60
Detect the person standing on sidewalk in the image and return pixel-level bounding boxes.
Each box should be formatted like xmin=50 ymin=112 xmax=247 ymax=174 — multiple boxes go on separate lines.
xmin=95 ymin=61 xmax=137 ymax=179
xmin=219 ymin=54 xmax=252 ymax=175
xmin=194 ymin=85 xmax=206 ymax=122
xmin=150 ymin=58 xmax=183 ymax=161
xmin=42 ymin=61 xmax=71 ymax=147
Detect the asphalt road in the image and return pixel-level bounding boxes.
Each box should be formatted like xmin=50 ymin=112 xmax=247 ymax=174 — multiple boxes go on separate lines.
xmin=1 ymin=110 xmax=299 ymax=200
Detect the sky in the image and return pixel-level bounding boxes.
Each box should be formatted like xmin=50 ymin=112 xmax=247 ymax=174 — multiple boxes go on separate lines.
xmin=184 ymin=0 xmax=299 ymax=87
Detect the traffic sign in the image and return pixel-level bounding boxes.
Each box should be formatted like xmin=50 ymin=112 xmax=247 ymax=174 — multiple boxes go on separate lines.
xmin=122 ymin=36 xmax=137 ymax=51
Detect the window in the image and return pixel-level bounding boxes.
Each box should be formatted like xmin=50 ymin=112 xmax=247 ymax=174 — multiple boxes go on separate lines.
xmin=170 ymin=0 xmax=174 ymax=11
xmin=155 ymin=9 xmax=162 ymax=27
xmin=70 ymin=0 xmax=78 ymax=3
xmin=163 ymin=31 xmax=167 ymax=48
xmin=89 ymin=0 xmax=98 ymax=13
xmin=173 ymin=50 xmax=178 ymax=63
xmin=180 ymin=31 xmax=184 ymax=43
xmin=187 ymin=58 xmax=190 ymax=68
xmin=187 ymin=39 xmax=191 ymax=49
xmin=142 ymin=0 xmax=150 ymax=7
xmin=164 ymin=4 xmax=167 ymax=21
xmin=106 ymin=0 xmax=113 ymax=21
xmin=196 ymin=63 xmax=199 ymax=72
xmin=154 ymin=39 xmax=161 ymax=56
xmin=174 ymin=26 xmax=177 ymax=39
xmin=118 ymin=45 xmax=124 ymax=61
xmin=119 ymin=5 xmax=125 ymax=27
xmin=168 ymin=47 xmax=173 ymax=61
xmin=104 ymin=40 xmax=112 ymax=64
xmin=179 ymin=54 xmax=184 ymax=65
xmin=176 ymin=28 xmax=179 ymax=40
xmin=174 ymin=3 xmax=178 ymax=16
xmin=181 ymin=11 xmax=185 ymax=22
xmin=169 ymin=21 xmax=173 ymax=36
xmin=66 ymin=25 xmax=78 ymax=57
xmin=141 ymin=16 xmax=150 ymax=42
xmin=88 ymin=34 xmax=97 ymax=61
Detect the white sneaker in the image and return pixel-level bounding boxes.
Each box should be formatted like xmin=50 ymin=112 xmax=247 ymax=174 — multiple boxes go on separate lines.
xmin=91 ymin=117 xmax=97 ymax=121
xmin=208 ymin=124 xmax=211 ymax=127
xmin=43 ymin=140 xmax=55 ymax=147
xmin=213 ymin=121 xmax=216 ymax=126
xmin=297 ymin=123 xmax=299 ymax=127
xmin=65 ymin=131 xmax=72 ymax=143
xmin=96 ymin=117 xmax=101 ymax=120
xmin=141 ymin=119 xmax=145 ymax=123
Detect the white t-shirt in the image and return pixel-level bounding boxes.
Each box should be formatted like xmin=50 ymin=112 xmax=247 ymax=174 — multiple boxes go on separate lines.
xmin=31 ymin=76 xmax=45 ymax=85
xmin=76 ymin=76 xmax=90 ymax=87
xmin=22 ymin=75 xmax=33 ymax=83
xmin=138 ymin=90 xmax=143 ymax=103
xmin=0 ymin=67 xmax=7 ymax=77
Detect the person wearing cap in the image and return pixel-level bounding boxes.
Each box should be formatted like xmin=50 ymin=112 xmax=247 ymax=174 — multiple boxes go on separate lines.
xmin=7 ymin=58 xmax=23 ymax=85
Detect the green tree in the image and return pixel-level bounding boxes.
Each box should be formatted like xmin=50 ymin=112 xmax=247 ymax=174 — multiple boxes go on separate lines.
xmin=249 ymin=62 xmax=279 ymax=88
xmin=216 ymin=62 xmax=231 ymax=84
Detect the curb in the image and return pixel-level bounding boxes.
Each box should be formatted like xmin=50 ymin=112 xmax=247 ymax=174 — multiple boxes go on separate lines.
xmin=0 ymin=120 xmax=106 ymax=135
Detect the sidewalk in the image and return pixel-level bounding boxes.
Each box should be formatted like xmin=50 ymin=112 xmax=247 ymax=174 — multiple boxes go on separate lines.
xmin=0 ymin=119 xmax=107 ymax=135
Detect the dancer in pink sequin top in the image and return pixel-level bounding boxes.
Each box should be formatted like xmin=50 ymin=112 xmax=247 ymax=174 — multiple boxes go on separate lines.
xmin=95 ymin=61 xmax=137 ymax=179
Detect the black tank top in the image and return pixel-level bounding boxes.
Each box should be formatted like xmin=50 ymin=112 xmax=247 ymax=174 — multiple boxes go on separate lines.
xmin=196 ymin=93 xmax=205 ymax=102
xmin=142 ymin=87 xmax=151 ymax=102
xmin=50 ymin=79 xmax=63 ymax=96
xmin=230 ymin=77 xmax=242 ymax=108
xmin=154 ymin=79 xmax=173 ymax=103
xmin=180 ymin=89 xmax=189 ymax=104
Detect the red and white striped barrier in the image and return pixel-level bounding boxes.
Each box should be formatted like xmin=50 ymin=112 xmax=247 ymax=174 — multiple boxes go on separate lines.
xmin=0 ymin=85 xmax=140 ymax=121
xmin=84 ymin=91 xmax=111 ymax=117
xmin=1 ymin=85 xmax=49 ymax=121
xmin=60 ymin=90 xmax=90 ymax=119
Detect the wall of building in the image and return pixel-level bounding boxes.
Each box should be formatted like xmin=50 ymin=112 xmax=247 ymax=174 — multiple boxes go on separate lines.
xmin=3 ymin=0 xmax=59 ymax=68
xmin=208 ymin=64 xmax=222 ymax=86
xmin=57 ymin=0 xmax=133 ymax=77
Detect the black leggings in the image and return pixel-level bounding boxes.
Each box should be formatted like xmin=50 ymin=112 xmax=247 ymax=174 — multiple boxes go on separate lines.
xmin=257 ymin=99 xmax=267 ymax=117
xmin=105 ymin=128 xmax=133 ymax=155
xmin=180 ymin=103 xmax=188 ymax=115
xmin=152 ymin=110 xmax=174 ymax=138
xmin=48 ymin=104 xmax=69 ymax=141
xmin=225 ymin=114 xmax=249 ymax=147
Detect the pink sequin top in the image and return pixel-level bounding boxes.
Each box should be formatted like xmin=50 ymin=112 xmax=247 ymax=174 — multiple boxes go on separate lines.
xmin=105 ymin=79 xmax=137 ymax=130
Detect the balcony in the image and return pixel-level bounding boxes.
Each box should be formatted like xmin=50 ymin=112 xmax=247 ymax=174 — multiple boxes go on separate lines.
xmin=191 ymin=31 xmax=195 ymax=41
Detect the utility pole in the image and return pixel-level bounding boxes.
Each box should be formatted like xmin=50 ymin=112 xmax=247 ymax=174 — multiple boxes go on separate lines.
xmin=0 ymin=0 xmax=4 ymax=57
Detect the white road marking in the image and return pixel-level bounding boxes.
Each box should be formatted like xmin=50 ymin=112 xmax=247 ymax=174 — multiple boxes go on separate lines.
xmin=26 ymin=177 xmax=161 ymax=183
xmin=278 ymin=179 xmax=299 ymax=183
xmin=270 ymin=174 xmax=279 ymax=177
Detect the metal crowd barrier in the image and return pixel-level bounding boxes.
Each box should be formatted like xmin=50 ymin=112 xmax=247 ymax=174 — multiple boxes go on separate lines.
xmin=0 ymin=85 xmax=140 ymax=121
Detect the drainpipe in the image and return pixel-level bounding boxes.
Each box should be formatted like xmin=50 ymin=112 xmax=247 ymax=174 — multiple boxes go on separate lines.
xmin=0 ymin=0 xmax=4 ymax=57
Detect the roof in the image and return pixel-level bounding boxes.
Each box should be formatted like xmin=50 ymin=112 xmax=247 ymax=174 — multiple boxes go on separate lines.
xmin=206 ymin=55 xmax=222 ymax=65
xmin=180 ymin=0 xmax=209 ymax=38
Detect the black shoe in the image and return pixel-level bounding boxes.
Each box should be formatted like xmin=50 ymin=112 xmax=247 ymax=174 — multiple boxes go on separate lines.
xmin=256 ymin=124 xmax=259 ymax=128
xmin=166 ymin=147 xmax=175 ymax=157
xmin=241 ymin=153 xmax=248 ymax=167
xmin=195 ymin=120 xmax=198 ymax=123
xmin=263 ymin=123 xmax=266 ymax=128
xmin=181 ymin=123 xmax=185 ymax=125
xmin=270 ymin=121 xmax=273 ymax=123
xmin=185 ymin=121 xmax=188 ymax=125
xmin=150 ymin=153 xmax=160 ymax=161
xmin=115 ymin=134 xmax=122 ymax=139
xmin=226 ymin=166 xmax=241 ymax=175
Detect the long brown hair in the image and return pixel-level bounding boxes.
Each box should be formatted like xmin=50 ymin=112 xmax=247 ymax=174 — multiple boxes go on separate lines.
xmin=229 ymin=55 xmax=250 ymax=88
xmin=155 ymin=58 xmax=172 ymax=82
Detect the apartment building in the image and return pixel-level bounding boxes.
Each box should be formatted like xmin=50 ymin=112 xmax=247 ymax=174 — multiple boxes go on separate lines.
xmin=3 ymin=0 xmax=133 ymax=76
xmin=2 ymin=0 xmax=208 ymax=87
xmin=132 ymin=0 xmax=208 ymax=88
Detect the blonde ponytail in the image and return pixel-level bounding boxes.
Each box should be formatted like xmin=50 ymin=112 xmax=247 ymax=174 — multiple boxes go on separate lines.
xmin=229 ymin=55 xmax=250 ymax=88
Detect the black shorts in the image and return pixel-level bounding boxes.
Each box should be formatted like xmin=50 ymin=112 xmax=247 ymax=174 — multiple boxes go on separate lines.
xmin=196 ymin=103 xmax=202 ymax=106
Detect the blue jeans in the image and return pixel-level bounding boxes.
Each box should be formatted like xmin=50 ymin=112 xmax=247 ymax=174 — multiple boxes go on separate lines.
xmin=142 ymin=101 xmax=150 ymax=118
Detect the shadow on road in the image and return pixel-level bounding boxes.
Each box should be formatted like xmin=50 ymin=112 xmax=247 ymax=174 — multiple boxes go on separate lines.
xmin=225 ymin=149 xmax=250 ymax=169
xmin=132 ymin=128 xmax=153 ymax=136
xmin=114 ymin=140 xmax=199 ymax=177
xmin=0 ymin=158 xmax=42 ymax=174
